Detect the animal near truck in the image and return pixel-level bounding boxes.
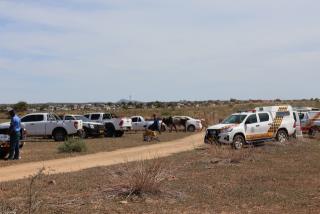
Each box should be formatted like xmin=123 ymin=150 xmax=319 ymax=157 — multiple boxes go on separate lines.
xmin=205 ymin=106 xmax=297 ymax=149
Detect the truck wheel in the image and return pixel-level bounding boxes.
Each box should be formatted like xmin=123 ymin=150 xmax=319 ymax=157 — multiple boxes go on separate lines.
xmin=232 ymin=134 xmax=245 ymax=150
xmin=105 ymin=124 xmax=115 ymax=137
xmin=308 ymin=127 xmax=318 ymax=138
xmin=187 ymin=125 xmax=196 ymax=132
xmin=115 ymin=131 xmax=124 ymax=137
xmin=0 ymin=148 xmax=5 ymax=159
xmin=276 ymin=129 xmax=288 ymax=143
xmin=53 ymin=129 xmax=67 ymax=142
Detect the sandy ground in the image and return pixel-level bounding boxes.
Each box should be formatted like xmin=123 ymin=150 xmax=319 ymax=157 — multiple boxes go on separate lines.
xmin=0 ymin=133 xmax=203 ymax=182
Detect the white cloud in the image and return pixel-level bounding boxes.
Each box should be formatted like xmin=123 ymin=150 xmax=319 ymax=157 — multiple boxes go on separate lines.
xmin=0 ymin=0 xmax=319 ymax=103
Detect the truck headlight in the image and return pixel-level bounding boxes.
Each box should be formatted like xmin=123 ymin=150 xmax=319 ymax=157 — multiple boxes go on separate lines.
xmin=227 ymin=128 xmax=233 ymax=132
xmin=221 ymin=128 xmax=233 ymax=133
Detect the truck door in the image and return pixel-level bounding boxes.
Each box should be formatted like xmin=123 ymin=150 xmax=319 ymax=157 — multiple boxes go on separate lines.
xmin=46 ymin=114 xmax=58 ymax=135
xmin=21 ymin=114 xmax=45 ymax=136
xmin=257 ymin=113 xmax=272 ymax=139
xmin=244 ymin=113 xmax=259 ymax=141
xmin=299 ymin=112 xmax=308 ymax=132
xmin=131 ymin=117 xmax=139 ymax=130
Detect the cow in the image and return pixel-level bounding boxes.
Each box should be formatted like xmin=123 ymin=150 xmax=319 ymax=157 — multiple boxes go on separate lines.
xmin=161 ymin=116 xmax=188 ymax=132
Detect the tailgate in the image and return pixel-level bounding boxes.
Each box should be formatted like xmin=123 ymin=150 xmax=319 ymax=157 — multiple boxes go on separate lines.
xmin=119 ymin=118 xmax=132 ymax=128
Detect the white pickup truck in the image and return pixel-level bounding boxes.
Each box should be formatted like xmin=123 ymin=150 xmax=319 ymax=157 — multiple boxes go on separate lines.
xmin=131 ymin=116 xmax=165 ymax=131
xmin=0 ymin=113 xmax=83 ymax=141
xmin=205 ymin=106 xmax=297 ymax=149
xmin=84 ymin=113 xmax=132 ymax=137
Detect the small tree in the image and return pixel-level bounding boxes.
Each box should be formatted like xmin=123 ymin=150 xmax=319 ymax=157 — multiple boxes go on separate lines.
xmin=13 ymin=101 xmax=28 ymax=112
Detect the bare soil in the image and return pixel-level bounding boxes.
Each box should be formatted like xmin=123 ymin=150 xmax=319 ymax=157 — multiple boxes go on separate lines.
xmin=1 ymin=137 xmax=320 ymax=213
xmin=0 ymin=131 xmax=192 ymax=167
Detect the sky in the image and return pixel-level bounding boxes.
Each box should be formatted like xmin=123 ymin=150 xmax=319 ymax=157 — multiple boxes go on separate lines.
xmin=0 ymin=0 xmax=319 ymax=103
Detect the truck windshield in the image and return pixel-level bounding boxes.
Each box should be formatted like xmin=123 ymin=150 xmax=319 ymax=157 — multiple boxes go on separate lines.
xmin=75 ymin=116 xmax=90 ymax=122
xmin=222 ymin=114 xmax=247 ymax=124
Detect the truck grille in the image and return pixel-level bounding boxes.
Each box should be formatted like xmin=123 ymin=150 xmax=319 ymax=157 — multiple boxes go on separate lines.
xmin=205 ymin=129 xmax=220 ymax=144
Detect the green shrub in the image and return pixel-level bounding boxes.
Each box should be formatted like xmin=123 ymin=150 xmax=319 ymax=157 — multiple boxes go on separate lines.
xmin=58 ymin=138 xmax=87 ymax=153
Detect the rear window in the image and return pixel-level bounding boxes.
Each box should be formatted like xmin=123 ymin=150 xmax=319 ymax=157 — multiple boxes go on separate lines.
xmin=132 ymin=117 xmax=138 ymax=122
xmin=91 ymin=114 xmax=100 ymax=120
xmin=84 ymin=114 xmax=89 ymax=119
xmin=258 ymin=113 xmax=269 ymax=122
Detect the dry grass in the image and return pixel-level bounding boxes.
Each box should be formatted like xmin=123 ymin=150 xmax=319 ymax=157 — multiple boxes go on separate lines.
xmin=1 ymin=138 xmax=320 ymax=213
xmin=0 ymin=167 xmax=49 ymax=214
xmin=122 ymin=158 xmax=168 ymax=197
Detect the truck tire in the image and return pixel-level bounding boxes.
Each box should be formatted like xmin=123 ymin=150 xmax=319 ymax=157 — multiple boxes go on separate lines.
xmin=187 ymin=125 xmax=196 ymax=132
xmin=0 ymin=147 xmax=6 ymax=159
xmin=232 ymin=134 xmax=245 ymax=150
xmin=105 ymin=123 xmax=115 ymax=138
xmin=53 ymin=128 xmax=67 ymax=142
xmin=115 ymin=130 xmax=124 ymax=137
xmin=308 ymin=127 xmax=318 ymax=138
xmin=276 ymin=129 xmax=288 ymax=143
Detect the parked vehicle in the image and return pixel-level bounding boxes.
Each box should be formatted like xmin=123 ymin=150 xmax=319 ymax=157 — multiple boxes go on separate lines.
xmin=0 ymin=125 xmax=27 ymax=141
xmin=84 ymin=113 xmax=131 ymax=137
xmin=298 ymin=111 xmax=320 ymax=137
xmin=0 ymin=113 xmax=83 ymax=141
xmin=172 ymin=116 xmax=203 ymax=132
xmin=131 ymin=116 xmax=166 ymax=131
xmin=204 ymin=106 xmax=296 ymax=149
xmin=63 ymin=115 xmax=105 ymax=138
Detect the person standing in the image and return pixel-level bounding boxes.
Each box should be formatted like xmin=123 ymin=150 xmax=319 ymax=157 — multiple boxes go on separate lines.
xmin=149 ymin=114 xmax=161 ymax=133
xmin=8 ymin=109 xmax=21 ymax=160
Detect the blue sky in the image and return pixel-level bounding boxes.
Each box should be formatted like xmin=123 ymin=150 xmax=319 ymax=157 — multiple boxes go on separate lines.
xmin=0 ymin=0 xmax=319 ymax=103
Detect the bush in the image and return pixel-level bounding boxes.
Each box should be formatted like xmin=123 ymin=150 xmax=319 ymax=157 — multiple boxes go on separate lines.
xmin=58 ymin=138 xmax=87 ymax=153
xmin=124 ymin=158 xmax=167 ymax=196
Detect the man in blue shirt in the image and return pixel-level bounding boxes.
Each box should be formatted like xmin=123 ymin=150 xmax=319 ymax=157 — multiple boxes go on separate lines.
xmin=148 ymin=114 xmax=161 ymax=133
xmin=8 ymin=109 xmax=21 ymax=160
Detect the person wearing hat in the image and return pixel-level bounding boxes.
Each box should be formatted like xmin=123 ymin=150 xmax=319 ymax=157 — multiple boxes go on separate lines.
xmin=8 ymin=109 xmax=21 ymax=160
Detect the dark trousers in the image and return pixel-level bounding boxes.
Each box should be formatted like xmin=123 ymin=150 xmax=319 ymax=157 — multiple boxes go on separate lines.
xmin=9 ymin=132 xmax=20 ymax=160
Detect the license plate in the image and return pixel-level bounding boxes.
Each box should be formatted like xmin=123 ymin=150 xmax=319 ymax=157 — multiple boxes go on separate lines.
xmin=0 ymin=134 xmax=9 ymax=142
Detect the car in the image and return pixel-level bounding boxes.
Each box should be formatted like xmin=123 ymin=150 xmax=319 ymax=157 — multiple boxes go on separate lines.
xmin=204 ymin=106 xmax=296 ymax=149
xmin=63 ymin=115 xmax=105 ymax=138
xmin=297 ymin=111 xmax=320 ymax=137
xmin=172 ymin=116 xmax=203 ymax=132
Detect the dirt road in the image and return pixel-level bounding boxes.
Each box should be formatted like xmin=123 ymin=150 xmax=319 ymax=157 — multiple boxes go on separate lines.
xmin=0 ymin=133 xmax=203 ymax=182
